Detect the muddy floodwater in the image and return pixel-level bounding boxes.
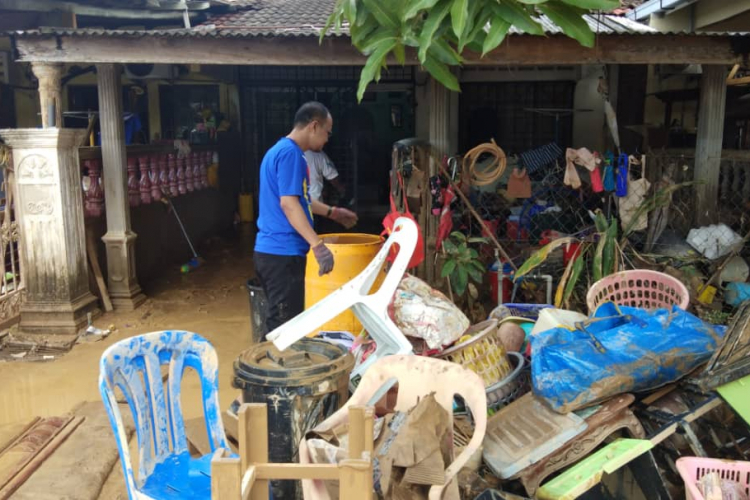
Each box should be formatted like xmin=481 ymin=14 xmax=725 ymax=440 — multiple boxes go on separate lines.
xmin=0 ymin=229 xmax=257 ymax=427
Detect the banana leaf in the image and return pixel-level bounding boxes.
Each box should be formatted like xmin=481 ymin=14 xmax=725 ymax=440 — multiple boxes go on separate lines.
xmin=515 ymin=237 xmax=578 ymax=281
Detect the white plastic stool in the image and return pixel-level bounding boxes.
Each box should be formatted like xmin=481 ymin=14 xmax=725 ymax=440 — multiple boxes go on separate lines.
xmin=267 ymin=217 xmax=417 ymax=377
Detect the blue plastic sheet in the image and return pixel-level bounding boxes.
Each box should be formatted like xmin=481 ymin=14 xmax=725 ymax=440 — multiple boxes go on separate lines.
xmin=531 ymin=303 xmax=725 ymax=414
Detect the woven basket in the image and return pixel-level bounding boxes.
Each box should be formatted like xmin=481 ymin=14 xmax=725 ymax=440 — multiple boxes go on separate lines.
xmin=438 ymin=319 xmax=511 ymax=386
xmin=586 ymin=270 xmax=690 ymax=314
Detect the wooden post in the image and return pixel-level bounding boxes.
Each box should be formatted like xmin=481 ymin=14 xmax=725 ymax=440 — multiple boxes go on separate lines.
xmin=240 ymin=403 xmax=269 ymax=500
xmin=338 ymin=459 xmax=373 ymax=500
xmin=348 ymin=406 xmax=366 ymax=460
xmin=211 ymin=449 xmax=242 ymax=500
xmin=96 ymin=63 xmax=146 ymax=310
xmin=694 ymin=65 xmax=728 ymax=226
xmin=31 ymin=62 xmax=63 ymax=128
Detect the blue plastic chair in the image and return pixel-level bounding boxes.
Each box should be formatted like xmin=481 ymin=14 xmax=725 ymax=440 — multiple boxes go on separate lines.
xmin=99 ymin=330 xmax=230 ymax=500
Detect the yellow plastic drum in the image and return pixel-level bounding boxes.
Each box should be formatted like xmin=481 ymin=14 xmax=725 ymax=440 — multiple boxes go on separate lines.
xmin=238 ymin=193 xmax=254 ymax=222
xmin=305 ymin=233 xmax=385 ymax=336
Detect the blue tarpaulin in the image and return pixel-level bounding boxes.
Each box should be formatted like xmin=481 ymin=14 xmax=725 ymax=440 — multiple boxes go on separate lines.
xmin=531 ymin=303 xmax=725 ymax=414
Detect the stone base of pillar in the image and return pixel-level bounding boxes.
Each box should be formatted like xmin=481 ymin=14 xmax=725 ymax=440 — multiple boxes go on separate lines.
xmin=18 ymin=293 xmax=100 ymax=336
xmin=102 ymin=231 xmax=147 ymax=311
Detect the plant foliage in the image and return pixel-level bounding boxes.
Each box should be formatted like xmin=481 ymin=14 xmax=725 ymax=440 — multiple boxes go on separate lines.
xmin=441 ymin=231 xmax=487 ymax=296
xmin=323 ymin=0 xmax=619 ymax=100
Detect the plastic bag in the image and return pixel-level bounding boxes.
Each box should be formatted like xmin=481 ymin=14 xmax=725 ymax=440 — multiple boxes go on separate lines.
xmin=531 ymin=303 xmax=725 ymax=414
xmin=391 ymin=275 xmax=469 ymax=349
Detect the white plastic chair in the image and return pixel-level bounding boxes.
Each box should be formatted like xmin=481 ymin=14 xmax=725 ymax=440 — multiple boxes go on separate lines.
xmin=267 ymin=217 xmax=418 ymax=377
xmin=99 ymin=330 xmax=229 ymax=500
xmin=299 ymin=355 xmax=488 ymax=500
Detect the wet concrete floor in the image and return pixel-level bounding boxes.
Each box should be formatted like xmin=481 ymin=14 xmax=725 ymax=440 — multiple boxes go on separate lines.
xmin=0 ymin=224 xmax=257 ymax=427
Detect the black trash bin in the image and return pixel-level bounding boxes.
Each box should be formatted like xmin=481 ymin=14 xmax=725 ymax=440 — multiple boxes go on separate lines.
xmin=233 ymin=339 xmax=354 ymax=500
xmin=246 ymin=278 xmax=267 ymax=344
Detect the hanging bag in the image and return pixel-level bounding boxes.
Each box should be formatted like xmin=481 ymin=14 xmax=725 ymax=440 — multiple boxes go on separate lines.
xmin=382 ymin=171 xmax=425 ymax=269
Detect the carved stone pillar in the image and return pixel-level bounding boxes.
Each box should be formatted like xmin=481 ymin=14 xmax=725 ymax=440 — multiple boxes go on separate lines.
xmin=0 ymin=128 xmax=100 ymax=335
xmin=96 ymin=63 xmax=146 ymax=310
xmin=31 ymin=63 xmax=64 ymax=129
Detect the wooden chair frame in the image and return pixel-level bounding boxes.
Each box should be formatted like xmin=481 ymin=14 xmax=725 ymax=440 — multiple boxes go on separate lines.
xmin=211 ymin=403 xmax=374 ymax=500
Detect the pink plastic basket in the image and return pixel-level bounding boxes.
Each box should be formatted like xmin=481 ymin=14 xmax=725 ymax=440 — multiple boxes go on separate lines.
xmin=586 ymin=270 xmax=690 ymax=314
xmin=676 ymin=457 xmax=750 ymax=500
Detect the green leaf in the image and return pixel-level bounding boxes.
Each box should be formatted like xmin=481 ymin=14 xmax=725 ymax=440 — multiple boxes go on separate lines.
xmin=418 ymin=0 xmax=452 ymax=62
xmin=468 ymin=248 xmax=479 ymax=259
xmin=492 ymin=0 xmax=544 ymax=36
xmin=451 ymin=0 xmax=469 ymax=39
xmin=358 ymin=29 xmax=399 ymax=55
xmin=393 ymin=42 xmax=406 ymax=64
xmin=342 ymin=0 xmax=357 ymax=24
xmin=602 ymin=218 xmax=618 ymax=277
xmin=516 ymin=0 xmax=549 ymax=3
xmin=422 ymin=54 xmax=461 ymax=92
xmin=593 ymin=232 xmax=605 ymax=282
xmin=441 ymin=259 xmax=457 ymax=278
xmin=482 ymin=17 xmax=511 ymax=55
xmin=467 ymin=236 xmax=487 ymax=244
xmin=454 ymin=266 xmax=469 ymax=295
xmin=537 ymin=2 xmax=594 ymax=48
xmin=351 ymin=16 xmax=379 ymax=47
xmin=356 ymin=38 xmax=397 ymax=101
xmin=470 ymin=260 xmax=485 ymax=272
xmin=515 ymin=236 xmax=579 ymax=281
xmin=555 ymin=246 xmax=586 ymax=307
xmin=457 ymin=0 xmax=485 ymax=52
xmin=560 ymin=0 xmax=619 ymax=9
xmin=450 ymin=231 xmax=467 ymax=242
xmin=403 ymin=0 xmax=442 ymax=20
xmin=442 ymin=238 xmax=458 ymax=254
xmin=429 ymin=38 xmax=463 ymax=65
xmin=467 ymin=265 xmax=484 ymax=283
xmin=593 ymin=210 xmax=608 ymax=232
xmin=361 ymin=0 xmax=400 ymax=30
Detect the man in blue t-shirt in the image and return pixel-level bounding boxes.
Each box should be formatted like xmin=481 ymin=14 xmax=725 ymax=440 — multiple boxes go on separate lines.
xmin=254 ymin=101 xmax=358 ymax=336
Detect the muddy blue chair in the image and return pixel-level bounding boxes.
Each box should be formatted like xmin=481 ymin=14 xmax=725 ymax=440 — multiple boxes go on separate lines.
xmin=99 ymin=330 xmax=229 ymax=500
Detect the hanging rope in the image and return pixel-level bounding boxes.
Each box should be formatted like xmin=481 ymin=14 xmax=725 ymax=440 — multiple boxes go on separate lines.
xmin=462 ymin=139 xmax=507 ymax=186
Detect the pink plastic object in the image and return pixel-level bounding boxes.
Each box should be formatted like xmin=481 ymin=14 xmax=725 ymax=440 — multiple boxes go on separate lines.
xmin=676 ymin=457 xmax=750 ymax=500
xmin=586 ymin=270 xmax=690 ymax=313
xmin=299 ymin=355 xmax=488 ymax=500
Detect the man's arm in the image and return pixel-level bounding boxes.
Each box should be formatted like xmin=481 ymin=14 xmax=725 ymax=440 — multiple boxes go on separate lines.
xmin=329 ymin=177 xmax=346 ymax=196
xmin=280 ymin=196 xmax=320 ymax=246
xmin=311 ymin=199 xmax=358 ymax=229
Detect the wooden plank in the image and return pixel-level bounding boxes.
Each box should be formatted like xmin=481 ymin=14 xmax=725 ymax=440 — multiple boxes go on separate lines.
xmin=0 ymin=416 xmax=84 ymax=500
xmin=185 ymin=417 xmax=212 ymax=456
xmin=254 ymin=463 xmax=341 ymax=481
xmin=86 ymin=226 xmax=113 ymax=312
xmin=338 ymin=459 xmax=373 ymax=500
xmin=0 ymin=419 xmax=39 ymax=457
xmin=12 ymin=33 xmax=739 ymax=66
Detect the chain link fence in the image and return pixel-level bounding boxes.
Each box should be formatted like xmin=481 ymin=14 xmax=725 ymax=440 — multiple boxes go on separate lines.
xmin=443 ymin=147 xmax=750 ymax=318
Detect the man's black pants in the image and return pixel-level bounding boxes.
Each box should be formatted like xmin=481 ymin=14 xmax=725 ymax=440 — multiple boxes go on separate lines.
xmin=253 ymin=252 xmax=306 ymax=338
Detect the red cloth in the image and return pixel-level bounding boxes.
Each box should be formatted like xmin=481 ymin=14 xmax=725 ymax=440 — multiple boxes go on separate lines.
xmin=382 ymin=172 xmax=425 ymax=268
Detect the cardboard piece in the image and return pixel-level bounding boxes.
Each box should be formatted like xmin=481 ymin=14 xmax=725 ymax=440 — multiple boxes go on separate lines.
xmin=375 ymin=393 xmax=452 ymax=499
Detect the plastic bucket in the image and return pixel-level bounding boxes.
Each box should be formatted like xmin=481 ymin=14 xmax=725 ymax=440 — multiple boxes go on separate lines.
xmin=246 ymin=278 xmax=267 ymax=344
xmin=233 ymin=339 xmax=354 ymax=500
xmin=305 ymin=233 xmax=384 ymax=335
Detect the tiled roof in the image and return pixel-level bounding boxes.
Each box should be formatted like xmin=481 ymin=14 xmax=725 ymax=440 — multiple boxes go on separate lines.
xmin=203 ymin=0 xmax=657 ymax=37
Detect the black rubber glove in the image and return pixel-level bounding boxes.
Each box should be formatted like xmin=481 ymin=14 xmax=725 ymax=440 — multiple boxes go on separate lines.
xmin=312 ymin=242 xmax=334 ymax=276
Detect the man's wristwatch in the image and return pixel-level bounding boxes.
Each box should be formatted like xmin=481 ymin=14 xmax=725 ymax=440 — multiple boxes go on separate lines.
xmin=326 ymin=205 xmax=335 ymax=217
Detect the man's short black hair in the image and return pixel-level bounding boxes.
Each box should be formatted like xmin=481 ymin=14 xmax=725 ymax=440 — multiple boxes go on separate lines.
xmin=293 ymin=101 xmax=330 ymax=128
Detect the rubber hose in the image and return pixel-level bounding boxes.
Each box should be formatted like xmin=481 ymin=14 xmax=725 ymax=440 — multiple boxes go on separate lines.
xmin=462 ymin=139 xmax=507 ymax=187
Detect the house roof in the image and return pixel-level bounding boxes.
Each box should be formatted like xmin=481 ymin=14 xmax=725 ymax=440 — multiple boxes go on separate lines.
xmin=204 ymin=1 xmax=657 ymax=37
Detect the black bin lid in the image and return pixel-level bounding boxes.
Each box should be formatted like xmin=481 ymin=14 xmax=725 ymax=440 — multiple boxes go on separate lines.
xmin=234 ymin=338 xmax=354 ymax=387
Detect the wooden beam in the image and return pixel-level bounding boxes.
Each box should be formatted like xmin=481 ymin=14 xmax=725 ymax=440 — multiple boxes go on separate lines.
xmin=12 ymin=33 xmax=740 ymax=66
